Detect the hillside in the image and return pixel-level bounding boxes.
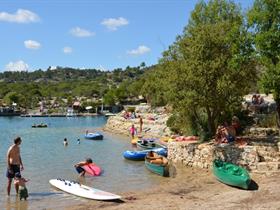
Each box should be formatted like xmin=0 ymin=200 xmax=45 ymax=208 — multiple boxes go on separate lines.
xmin=0 ymin=65 xmax=154 ymax=109
xmin=0 ymin=66 xmax=147 ymax=83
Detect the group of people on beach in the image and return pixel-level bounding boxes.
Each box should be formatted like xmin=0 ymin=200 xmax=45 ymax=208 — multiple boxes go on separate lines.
xmin=6 ymin=137 xmax=29 ymax=200
xmin=129 ymin=115 xmax=143 ymax=139
xmin=250 ymin=94 xmax=267 ymax=114
xmin=251 ymin=94 xmax=264 ymax=105
xmin=123 ymin=110 xmax=138 ymax=119
xmin=5 ymin=136 xmax=94 ymax=201
xmin=215 ymin=116 xmax=241 ymax=144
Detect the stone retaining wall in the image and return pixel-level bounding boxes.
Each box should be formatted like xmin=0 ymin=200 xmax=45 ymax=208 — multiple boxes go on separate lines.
xmin=168 ymin=140 xmax=280 ymax=172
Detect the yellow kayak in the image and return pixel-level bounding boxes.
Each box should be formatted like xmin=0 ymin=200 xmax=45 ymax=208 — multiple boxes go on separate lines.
xmin=160 ymin=137 xmax=170 ymax=142
xmin=160 ymin=136 xmax=174 ymax=143
xmin=131 ymin=137 xmax=139 ymax=145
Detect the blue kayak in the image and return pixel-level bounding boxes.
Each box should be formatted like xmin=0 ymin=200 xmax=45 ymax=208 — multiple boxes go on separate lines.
xmin=123 ymin=148 xmax=167 ymax=161
xmin=84 ymin=132 xmax=103 ymax=140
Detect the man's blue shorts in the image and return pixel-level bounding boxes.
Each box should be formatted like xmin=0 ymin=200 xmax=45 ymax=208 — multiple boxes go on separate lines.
xmin=6 ymin=165 xmax=20 ymax=179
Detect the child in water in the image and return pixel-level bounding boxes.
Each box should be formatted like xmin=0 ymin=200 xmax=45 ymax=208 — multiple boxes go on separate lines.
xmin=14 ymin=172 xmax=29 ymax=200
xmin=63 ymin=138 xmax=68 ymax=146
xmin=130 ymin=124 xmax=137 ymax=139
xmin=74 ymin=158 xmax=93 ymax=177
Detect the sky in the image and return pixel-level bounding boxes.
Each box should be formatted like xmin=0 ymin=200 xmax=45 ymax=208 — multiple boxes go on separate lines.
xmin=0 ymin=0 xmax=254 ymax=72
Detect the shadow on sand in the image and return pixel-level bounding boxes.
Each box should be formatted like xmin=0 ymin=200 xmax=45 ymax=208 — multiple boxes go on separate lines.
xmin=247 ymin=179 xmax=259 ymax=191
xmin=102 ymin=198 xmax=125 ymax=203
xmin=29 ymin=192 xmax=63 ymax=197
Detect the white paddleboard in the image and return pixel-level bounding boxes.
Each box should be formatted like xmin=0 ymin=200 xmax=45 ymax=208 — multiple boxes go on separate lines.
xmin=49 ymin=178 xmax=121 ymax=200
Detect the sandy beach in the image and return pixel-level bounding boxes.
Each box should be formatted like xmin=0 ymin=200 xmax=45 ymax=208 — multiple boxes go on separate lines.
xmin=66 ymin=165 xmax=280 ymax=210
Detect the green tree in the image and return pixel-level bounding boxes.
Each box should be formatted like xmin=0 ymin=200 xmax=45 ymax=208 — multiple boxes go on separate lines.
xmin=141 ymin=65 xmax=168 ymax=106
xmin=103 ymin=89 xmax=116 ymax=106
xmin=248 ymin=0 xmax=280 ymax=126
xmin=67 ymin=96 xmax=73 ymax=107
xmin=155 ymin=0 xmax=257 ymax=137
xmin=140 ymin=62 xmax=146 ymax=69
xmin=115 ymin=82 xmax=130 ymax=102
xmin=3 ymin=92 xmax=21 ymax=105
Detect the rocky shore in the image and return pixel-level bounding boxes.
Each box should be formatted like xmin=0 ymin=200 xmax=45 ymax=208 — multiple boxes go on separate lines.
xmin=104 ymin=104 xmax=280 ymax=174
xmin=103 ymin=105 xmax=172 ymax=138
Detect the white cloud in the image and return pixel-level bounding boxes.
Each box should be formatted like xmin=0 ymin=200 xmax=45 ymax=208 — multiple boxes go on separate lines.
xmin=5 ymin=60 xmax=29 ymax=72
xmin=0 ymin=9 xmax=40 ymax=23
xmin=24 ymin=40 xmax=41 ymax=50
xmin=127 ymin=45 xmax=151 ymax=56
xmin=101 ymin=17 xmax=129 ymax=31
xmin=50 ymin=66 xmax=57 ymax=70
xmin=70 ymin=27 xmax=95 ymax=37
xmin=63 ymin=47 xmax=73 ymax=54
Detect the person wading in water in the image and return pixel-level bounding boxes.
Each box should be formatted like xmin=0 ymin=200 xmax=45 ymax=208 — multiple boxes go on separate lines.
xmin=6 ymin=137 xmax=24 ymax=196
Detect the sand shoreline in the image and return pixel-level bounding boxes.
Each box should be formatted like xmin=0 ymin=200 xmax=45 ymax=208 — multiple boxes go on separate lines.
xmin=65 ymin=165 xmax=280 ymax=210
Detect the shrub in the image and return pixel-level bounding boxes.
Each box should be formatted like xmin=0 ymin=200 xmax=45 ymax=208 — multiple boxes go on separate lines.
xmin=257 ymin=113 xmax=278 ymax=128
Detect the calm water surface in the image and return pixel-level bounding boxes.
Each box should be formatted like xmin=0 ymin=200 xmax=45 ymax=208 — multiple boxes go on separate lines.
xmin=0 ymin=116 xmax=165 ymax=209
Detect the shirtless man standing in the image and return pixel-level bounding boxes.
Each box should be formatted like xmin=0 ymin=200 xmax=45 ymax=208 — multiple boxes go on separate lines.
xmin=6 ymin=137 xmax=24 ymax=196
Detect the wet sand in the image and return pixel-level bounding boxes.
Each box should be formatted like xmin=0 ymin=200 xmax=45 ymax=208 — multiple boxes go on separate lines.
xmin=66 ymin=166 xmax=280 ymax=210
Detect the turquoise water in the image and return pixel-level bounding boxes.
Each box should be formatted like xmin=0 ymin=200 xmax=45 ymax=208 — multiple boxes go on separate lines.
xmin=0 ymin=116 xmax=164 ymax=209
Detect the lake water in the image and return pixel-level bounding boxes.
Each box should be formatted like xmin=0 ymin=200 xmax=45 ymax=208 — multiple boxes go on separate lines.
xmin=0 ymin=116 xmax=165 ymax=209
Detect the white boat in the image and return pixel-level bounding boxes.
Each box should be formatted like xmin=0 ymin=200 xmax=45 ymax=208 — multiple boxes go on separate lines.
xmin=105 ymin=112 xmax=116 ymax=117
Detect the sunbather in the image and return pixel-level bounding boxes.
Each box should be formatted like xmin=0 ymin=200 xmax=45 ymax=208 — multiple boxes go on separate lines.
xmin=215 ymin=124 xmax=236 ymax=144
xmin=146 ymin=151 xmax=167 ymax=165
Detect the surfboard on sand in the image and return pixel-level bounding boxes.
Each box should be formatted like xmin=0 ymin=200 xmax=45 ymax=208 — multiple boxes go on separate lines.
xmin=49 ymin=179 xmax=121 ymax=200
xmin=82 ymin=163 xmax=101 ymax=176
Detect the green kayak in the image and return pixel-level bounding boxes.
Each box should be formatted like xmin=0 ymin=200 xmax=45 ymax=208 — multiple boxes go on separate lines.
xmin=213 ymin=159 xmax=251 ymax=189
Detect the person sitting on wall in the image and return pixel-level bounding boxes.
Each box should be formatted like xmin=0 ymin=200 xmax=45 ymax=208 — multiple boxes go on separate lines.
xmin=251 ymin=94 xmax=258 ymax=105
xmin=231 ymin=116 xmax=241 ymax=135
xmin=258 ymin=95 xmax=264 ymax=105
xmin=215 ymin=123 xmax=236 ymax=144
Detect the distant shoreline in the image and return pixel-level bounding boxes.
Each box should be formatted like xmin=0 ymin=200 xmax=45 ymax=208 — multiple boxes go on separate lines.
xmin=0 ymin=112 xmax=103 ymax=117
xmin=20 ymin=113 xmax=100 ymax=117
